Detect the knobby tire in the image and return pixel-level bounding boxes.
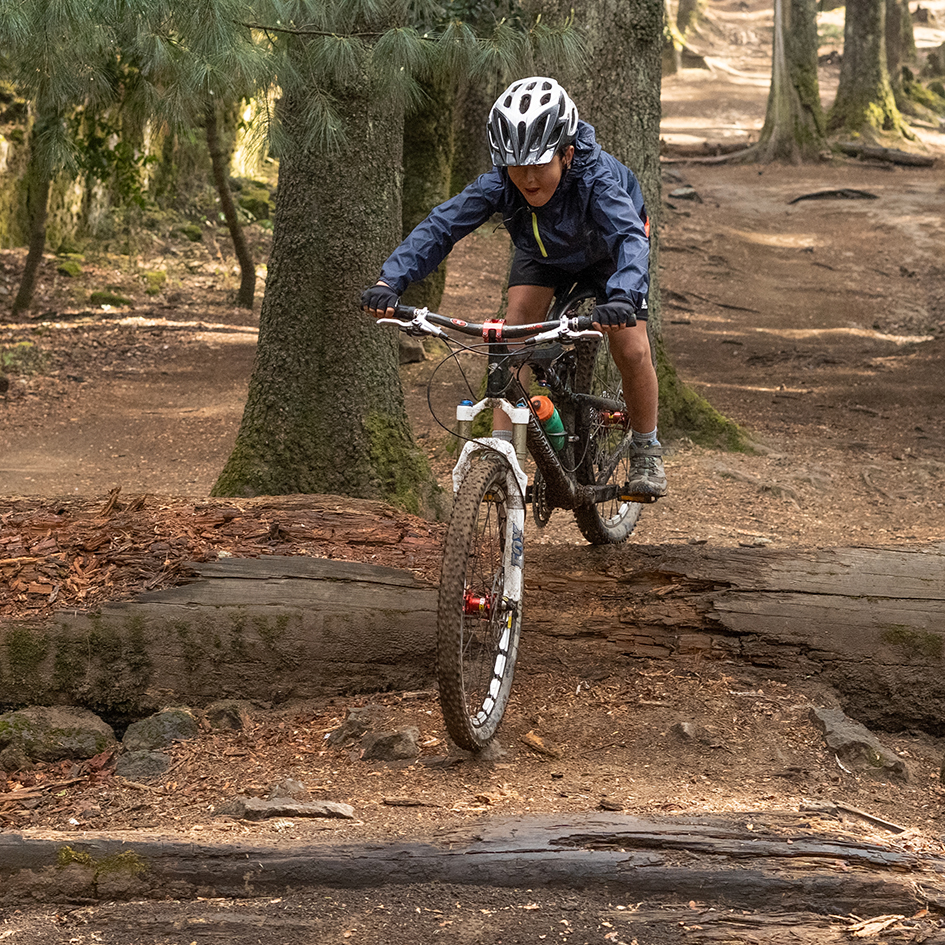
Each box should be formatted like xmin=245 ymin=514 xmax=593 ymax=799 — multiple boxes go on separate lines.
xmin=572 ymin=335 xmax=642 ymax=544
xmin=437 ymin=454 xmax=523 ymax=751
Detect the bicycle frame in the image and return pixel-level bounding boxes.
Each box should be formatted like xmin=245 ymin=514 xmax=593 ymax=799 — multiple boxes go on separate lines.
xmin=479 ymin=343 xmax=628 ymax=514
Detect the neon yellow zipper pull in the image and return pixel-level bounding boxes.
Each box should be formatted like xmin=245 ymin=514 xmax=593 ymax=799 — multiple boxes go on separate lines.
xmin=531 ymin=212 xmax=548 ymax=258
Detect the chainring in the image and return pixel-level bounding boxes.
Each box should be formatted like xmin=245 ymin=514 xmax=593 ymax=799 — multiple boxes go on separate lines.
xmin=532 ymin=468 xmax=554 ymax=527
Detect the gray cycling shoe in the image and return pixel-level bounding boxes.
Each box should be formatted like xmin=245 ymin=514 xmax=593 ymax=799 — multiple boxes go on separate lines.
xmin=621 ymin=443 xmax=667 ymax=499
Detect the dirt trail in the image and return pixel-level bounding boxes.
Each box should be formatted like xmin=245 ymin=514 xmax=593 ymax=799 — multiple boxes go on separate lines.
xmin=2 ymin=3 xmax=945 ymax=921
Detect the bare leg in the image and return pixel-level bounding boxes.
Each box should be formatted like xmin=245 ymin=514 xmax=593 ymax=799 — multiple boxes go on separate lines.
xmin=606 ymin=320 xmax=667 ymax=496
xmin=492 ymin=284 xmax=556 ymax=432
xmin=603 ymin=321 xmax=658 ymax=434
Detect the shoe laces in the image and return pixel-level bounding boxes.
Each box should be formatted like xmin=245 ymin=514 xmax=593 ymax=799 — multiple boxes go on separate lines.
xmin=631 ymin=444 xmax=663 ymax=475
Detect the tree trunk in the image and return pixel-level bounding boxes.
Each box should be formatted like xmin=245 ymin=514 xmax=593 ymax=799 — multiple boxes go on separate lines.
xmin=663 ymin=0 xmax=683 ymax=75
xmin=524 ymin=0 xmax=664 ymax=336
xmin=676 ymin=0 xmax=703 ymax=37
xmin=212 ymin=75 xmax=442 ymax=516
xmin=828 ymin=0 xmax=907 ymax=139
xmin=753 ymin=0 xmax=827 ymax=162
xmin=400 ymin=75 xmax=454 ymax=311
xmin=449 ymin=74 xmax=495 ymax=197
xmin=11 ymin=151 xmax=52 ymax=317
xmin=205 ymin=99 xmax=255 ymax=309
xmin=885 ymin=0 xmax=916 ymax=91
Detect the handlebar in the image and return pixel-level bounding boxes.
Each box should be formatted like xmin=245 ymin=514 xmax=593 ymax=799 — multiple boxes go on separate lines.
xmin=378 ymin=304 xmax=601 ymax=345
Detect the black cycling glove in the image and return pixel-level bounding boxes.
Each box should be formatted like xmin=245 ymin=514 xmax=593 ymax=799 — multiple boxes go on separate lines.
xmin=592 ymin=299 xmax=637 ymax=328
xmin=361 ymin=283 xmax=399 ymax=314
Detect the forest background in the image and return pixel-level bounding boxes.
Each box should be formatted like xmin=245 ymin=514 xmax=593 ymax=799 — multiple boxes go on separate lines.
xmin=1 ymin=0 xmax=945 ymax=900
xmin=1 ymin=0 xmax=943 ymax=512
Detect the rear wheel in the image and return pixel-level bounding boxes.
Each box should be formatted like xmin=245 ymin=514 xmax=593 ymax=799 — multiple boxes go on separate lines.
xmin=572 ymin=336 xmax=642 ymax=544
xmin=437 ymin=454 xmax=523 ymax=751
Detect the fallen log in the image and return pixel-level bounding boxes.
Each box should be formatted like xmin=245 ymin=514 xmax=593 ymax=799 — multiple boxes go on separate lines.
xmin=6 ymin=541 xmax=945 ymax=734
xmin=2 ymin=813 xmax=944 ymax=911
xmin=0 ymin=557 xmax=437 ymax=714
xmin=528 ymin=543 xmax=945 ymax=734
xmin=602 ymin=905 xmax=945 ymax=945
xmin=836 ymin=142 xmax=936 ymax=166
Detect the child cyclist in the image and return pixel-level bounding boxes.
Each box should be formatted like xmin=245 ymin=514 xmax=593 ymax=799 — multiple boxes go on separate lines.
xmin=361 ymin=76 xmax=666 ymax=498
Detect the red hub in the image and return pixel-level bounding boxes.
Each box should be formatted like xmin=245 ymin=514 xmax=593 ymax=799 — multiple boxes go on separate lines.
xmin=600 ymin=410 xmax=630 ymax=430
xmin=463 ymin=589 xmax=493 ymax=617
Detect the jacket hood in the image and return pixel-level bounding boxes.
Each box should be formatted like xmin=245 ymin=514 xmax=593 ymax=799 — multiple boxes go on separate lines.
xmin=571 ymin=120 xmax=601 ymax=171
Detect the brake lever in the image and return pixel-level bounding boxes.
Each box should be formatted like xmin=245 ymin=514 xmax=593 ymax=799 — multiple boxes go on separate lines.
xmin=377 ymin=309 xmax=447 ymax=339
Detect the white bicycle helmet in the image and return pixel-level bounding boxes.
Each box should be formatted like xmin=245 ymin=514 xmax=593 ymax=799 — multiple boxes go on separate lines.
xmin=487 ymin=76 xmax=579 ymax=167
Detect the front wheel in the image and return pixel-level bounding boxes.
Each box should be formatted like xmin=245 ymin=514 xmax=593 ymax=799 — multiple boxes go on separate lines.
xmin=437 ymin=454 xmax=524 ymax=751
xmin=572 ymin=336 xmax=643 ymax=544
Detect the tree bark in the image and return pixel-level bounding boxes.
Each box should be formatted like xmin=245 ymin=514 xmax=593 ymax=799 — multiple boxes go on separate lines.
xmin=449 ymin=74 xmax=496 ymax=197
xmin=11 ymin=146 xmax=52 ymax=317
xmin=753 ymin=0 xmax=827 ymax=162
xmin=400 ymin=75 xmax=454 ymax=311
xmin=828 ymin=0 xmax=907 ymax=139
xmin=212 ymin=71 xmax=442 ymax=515
xmin=885 ymin=0 xmax=916 ymax=94
xmin=205 ymin=99 xmax=255 ymax=309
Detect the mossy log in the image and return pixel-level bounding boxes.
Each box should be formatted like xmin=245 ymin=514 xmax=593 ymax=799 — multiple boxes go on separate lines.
xmin=2 ymin=812 xmax=944 ymax=911
xmin=0 ymin=558 xmax=436 ymax=716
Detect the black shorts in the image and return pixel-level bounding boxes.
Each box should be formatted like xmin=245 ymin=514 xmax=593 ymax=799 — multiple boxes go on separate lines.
xmin=507 ymin=250 xmax=647 ymax=320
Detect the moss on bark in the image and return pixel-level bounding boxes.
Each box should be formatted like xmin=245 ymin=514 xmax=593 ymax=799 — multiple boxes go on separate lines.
xmin=212 ymin=72 xmax=443 ymax=519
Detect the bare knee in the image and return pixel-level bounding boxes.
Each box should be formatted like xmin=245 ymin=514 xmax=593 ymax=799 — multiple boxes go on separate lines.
xmin=609 ymin=324 xmax=653 ymax=374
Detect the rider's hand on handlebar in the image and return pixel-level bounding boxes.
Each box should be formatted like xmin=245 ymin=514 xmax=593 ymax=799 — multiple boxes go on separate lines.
xmin=361 ymin=282 xmax=400 ymax=318
xmin=592 ymin=298 xmax=637 ymax=330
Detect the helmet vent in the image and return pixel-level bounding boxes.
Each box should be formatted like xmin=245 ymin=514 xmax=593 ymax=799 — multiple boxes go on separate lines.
xmin=486 ymin=76 xmax=578 ymax=167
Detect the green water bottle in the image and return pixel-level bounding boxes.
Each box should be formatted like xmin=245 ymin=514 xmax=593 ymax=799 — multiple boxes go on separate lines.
xmin=531 ymin=395 xmax=566 ymax=450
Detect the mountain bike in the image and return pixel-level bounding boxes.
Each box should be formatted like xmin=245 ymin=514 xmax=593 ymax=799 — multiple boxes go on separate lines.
xmin=379 ymin=285 xmax=652 ymax=751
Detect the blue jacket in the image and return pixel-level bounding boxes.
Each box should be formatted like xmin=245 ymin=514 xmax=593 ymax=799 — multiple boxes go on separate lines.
xmin=379 ymin=121 xmax=650 ymax=310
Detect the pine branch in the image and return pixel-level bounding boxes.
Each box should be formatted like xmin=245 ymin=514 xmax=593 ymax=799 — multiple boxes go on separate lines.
xmin=241 ymin=22 xmax=389 ymax=39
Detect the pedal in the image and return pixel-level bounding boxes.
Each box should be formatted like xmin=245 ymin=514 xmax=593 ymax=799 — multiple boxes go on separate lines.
xmin=618 ymin=492 xmax=660 ymax=504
